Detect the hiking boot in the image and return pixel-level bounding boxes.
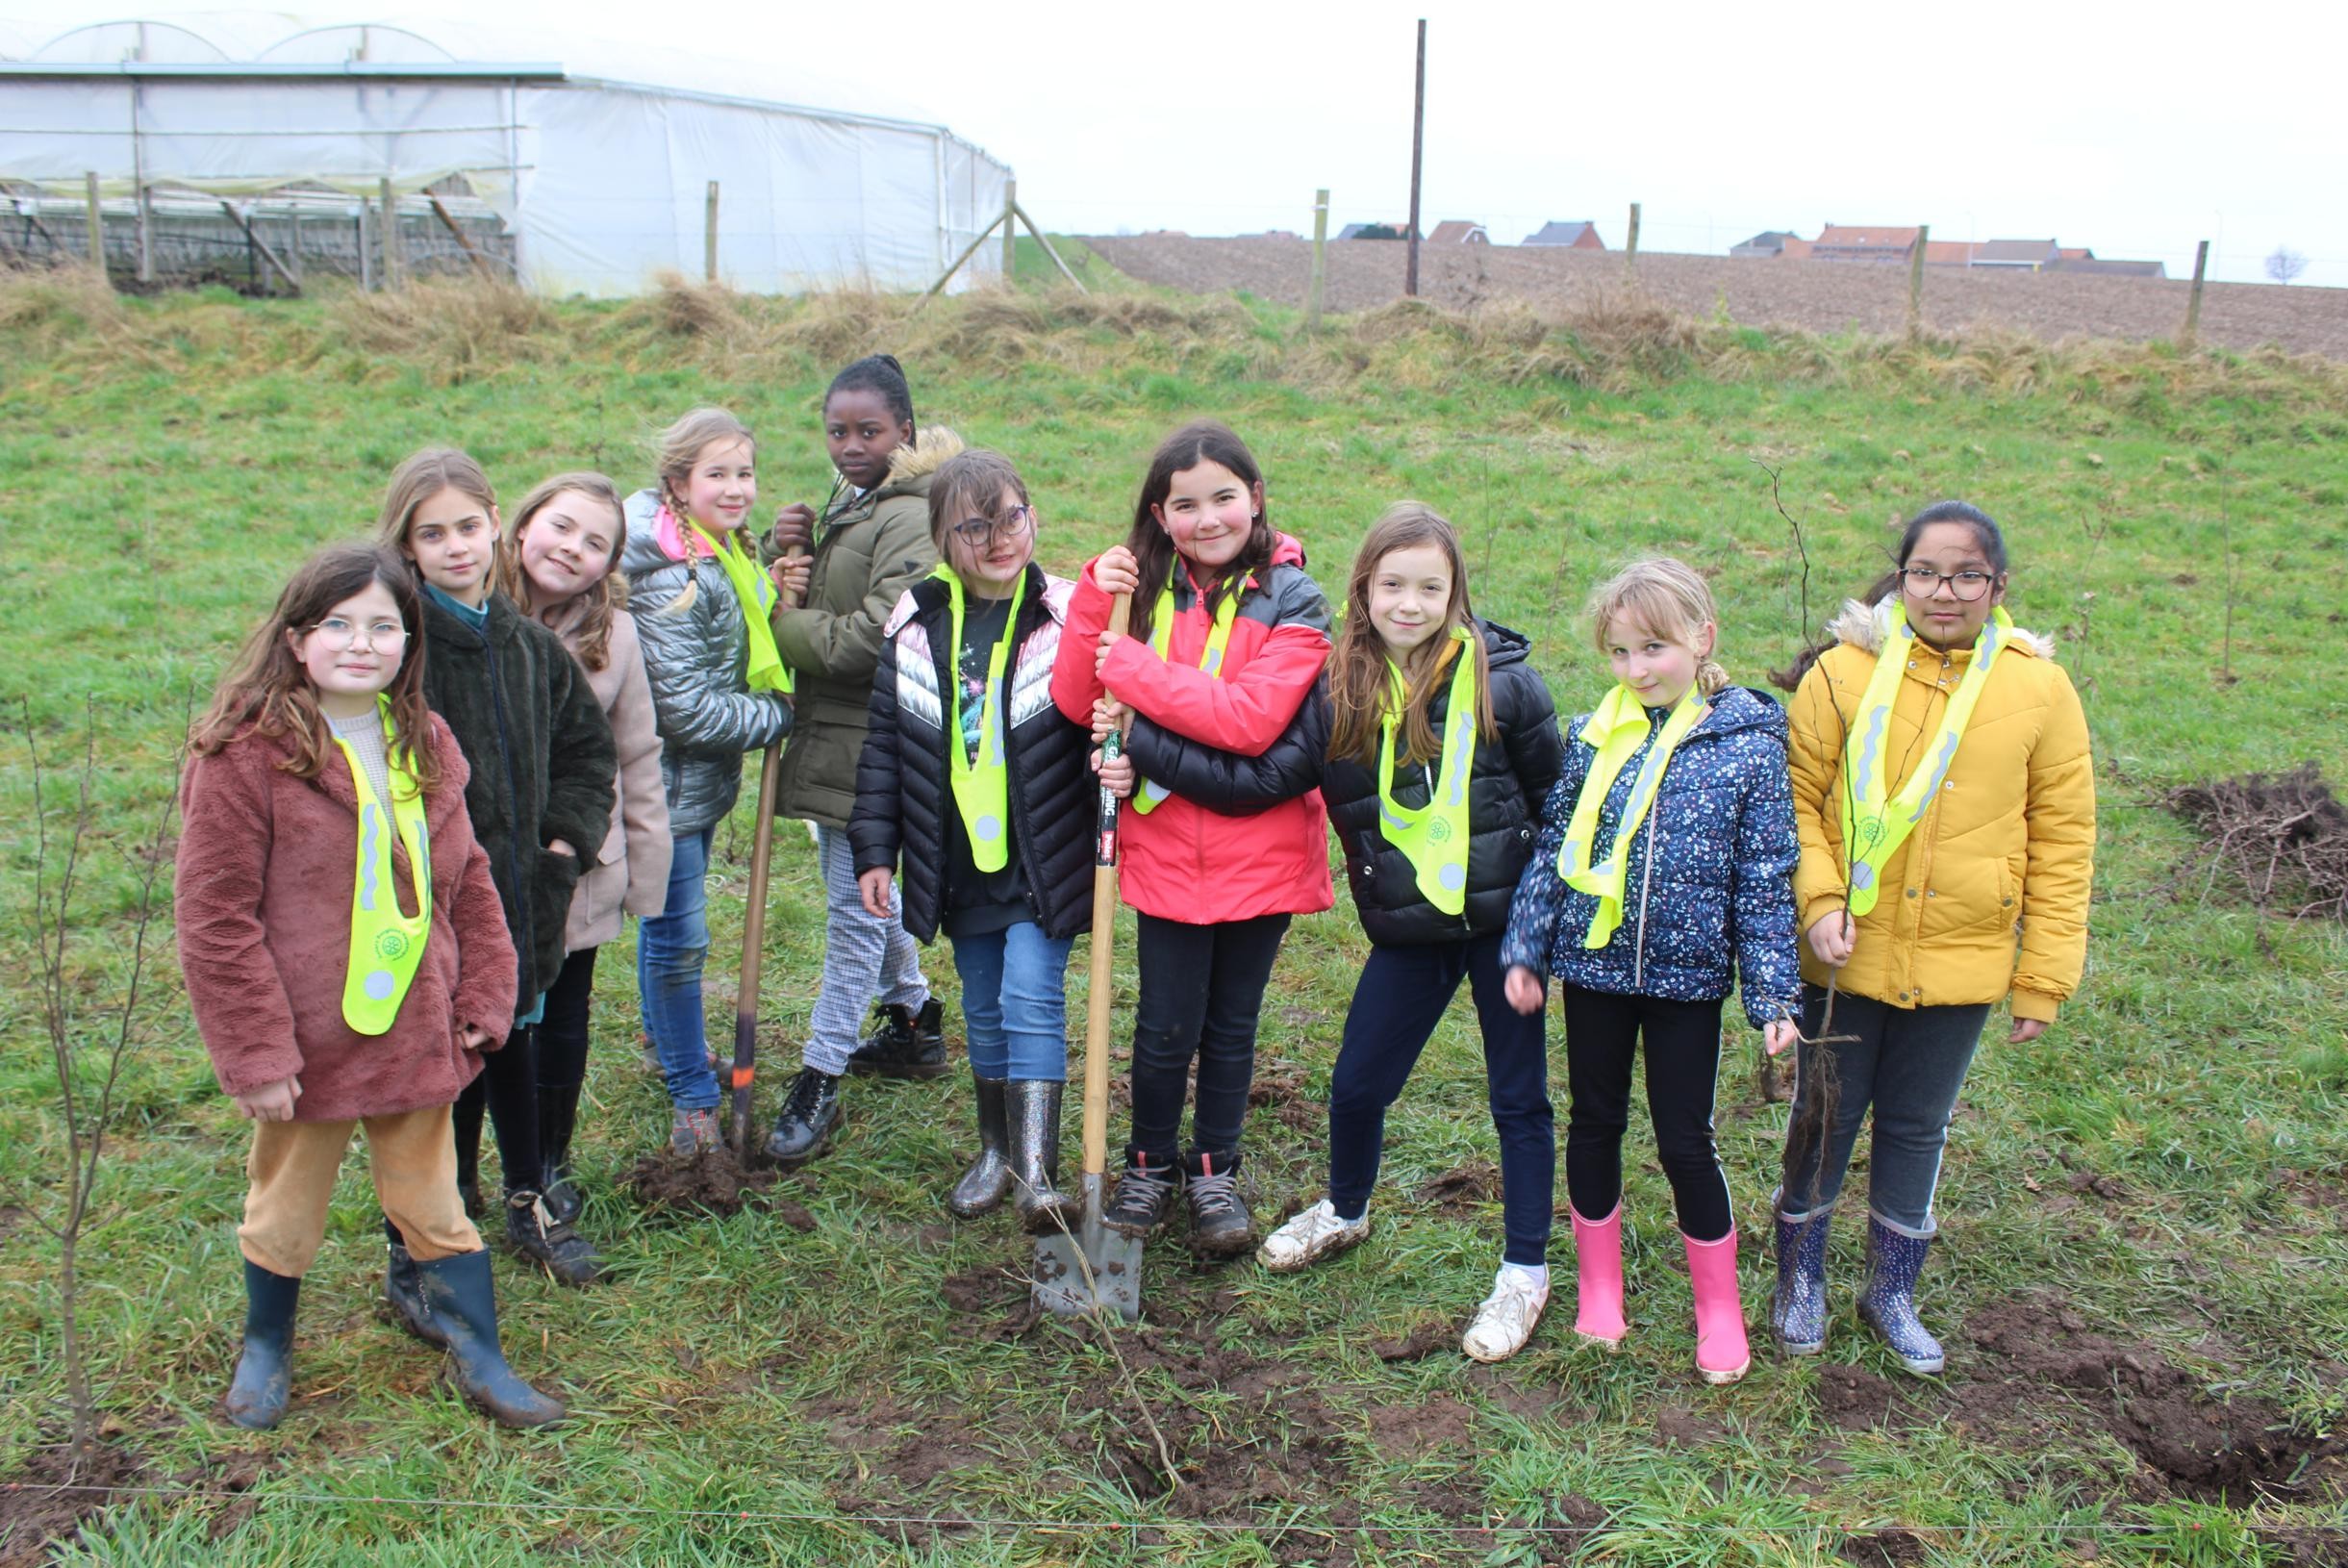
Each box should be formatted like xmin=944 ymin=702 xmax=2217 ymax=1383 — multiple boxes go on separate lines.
xmin=504 ymin=1190 xmax=605 ymax=1288
xmin=1462 ymin=1264 xmax=1551 ymax=1364
xmin=1769 ymin=1195 xmax=1831 ymax=1357
xmin=669 ymin=1105 xmax=723 ymax=1156
xmin=948 ymin=1075 xmax=1011 ymax=1219
xmin=846 ymin=998 xmax=949 ymax=1080
xmin=1102 ymin=1150 xmax=1180 ymax=1238
xmin=1183 ymin=1150 xmax=1257 ymax=1256
xmin=1257 ymin=1198 xmax=1371 ymax=1274
xmin=223 ymin=1261 xmax=300 ymax=1430
xmin=411 ymin=1249 xmax=566 ymax=1428
xmin=1857 ymin=1214 xmax=1944 ymax=1376
xmin=764 ymin=1068 xmax=844 ymax=1169
xmin=1007 ymin=1079 xmax=1076 ymax=1236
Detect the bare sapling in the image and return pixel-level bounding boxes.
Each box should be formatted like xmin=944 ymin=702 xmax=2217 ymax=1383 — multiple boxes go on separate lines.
xmin=15 ymin=696 xmax=177 ymax=1467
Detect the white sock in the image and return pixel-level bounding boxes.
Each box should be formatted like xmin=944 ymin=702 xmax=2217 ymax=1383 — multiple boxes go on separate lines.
xmin=1499 ymin=1261 xmax=1549 ymax=1289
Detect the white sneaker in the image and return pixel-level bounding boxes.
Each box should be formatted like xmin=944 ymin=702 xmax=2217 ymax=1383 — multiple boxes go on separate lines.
xmin=1256 ymin=1199 xmax=1371 ymax=1273
xmin=1461 ymin=1266 xmax=1551 ymax=1363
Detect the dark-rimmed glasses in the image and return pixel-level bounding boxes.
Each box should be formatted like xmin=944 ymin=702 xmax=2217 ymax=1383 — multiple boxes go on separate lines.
xmin=1899 ymin=567 xmax=1997 ymax=602
xmin=949 ymin=505 xmax=1035 ymax=551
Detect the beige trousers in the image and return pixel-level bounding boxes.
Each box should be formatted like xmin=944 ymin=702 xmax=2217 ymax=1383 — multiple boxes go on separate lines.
xmin=238 ymin=1104 xmax=481 ymax=1277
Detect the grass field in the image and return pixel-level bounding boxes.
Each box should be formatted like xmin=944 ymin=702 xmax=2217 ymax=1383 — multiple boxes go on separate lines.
xmin=1 ymin=266 xmax=2344 ymax=1566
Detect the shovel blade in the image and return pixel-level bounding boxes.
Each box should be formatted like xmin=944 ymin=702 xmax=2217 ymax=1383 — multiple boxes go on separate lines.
xmin=1032 ymin=1174 xmax=1143 ymax=1322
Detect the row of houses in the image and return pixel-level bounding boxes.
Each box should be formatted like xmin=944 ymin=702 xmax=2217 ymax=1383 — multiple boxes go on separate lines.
xmin=1730 ymin=226 xmax=2166 ymax=277
xmin=1333 ymin=218 xmax=1606 ymax=249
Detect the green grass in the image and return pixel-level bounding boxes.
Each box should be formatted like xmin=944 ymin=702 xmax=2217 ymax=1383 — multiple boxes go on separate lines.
xmin=1 ymin=270 xmax=2344 ymax=1565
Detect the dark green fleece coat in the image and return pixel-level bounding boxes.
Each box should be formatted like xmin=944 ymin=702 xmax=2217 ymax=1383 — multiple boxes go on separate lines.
xmin=418 ymin=591 xmax=617 ymax=1009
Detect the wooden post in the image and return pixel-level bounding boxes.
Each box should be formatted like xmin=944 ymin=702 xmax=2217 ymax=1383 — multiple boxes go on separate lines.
xmin=2182 ymin=240 xmax=2209 ymax=348
xmin=358 ymin=201 xmax=373 ymax=291
xmin=134 ymin=183 xmax=153 ymax=285
xmin=429 ymin=193 xmax=494 ymax=281
xmin=1308 ymin=188 xmax=1329 ymax=330
xmin=704 ymin=180 xmax=720 ymax=283
xmin=217 ymin=199 xmax=301 ymax=293
xmin=1404 ymin=19 xmax=1426 ymax=298
xmin=1906 ymin=222 xmax=1931 ymax=341
xmin=1626 ymin=201 xmax=1641 ymax=270
xmin=923 ymin=208 xmax=1008 ymax=298
xmin=84 ymin=173 xmax=107 ymax=280
xmin=1011 ymin=201 xmax=1086 ymax=292
xmin=286 ymin=210 xmax=302 ymax=283
xmin=379 ymin=177 xmax=401 ymax=287
xmin=1000 ymin=178 xmax=1018 ymax=284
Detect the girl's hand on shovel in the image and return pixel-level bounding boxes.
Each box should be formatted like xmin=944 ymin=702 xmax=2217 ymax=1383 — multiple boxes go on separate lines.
xmin=857 ymin=867 xmax=896 ymax=921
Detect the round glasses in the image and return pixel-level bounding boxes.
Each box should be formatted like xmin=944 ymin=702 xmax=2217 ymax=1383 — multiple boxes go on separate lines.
xmin=1899 ymin=567 xmax=1997 ymax=602
xmin=948 ymin=506 xmax=1035 ymax=551
xmin=308 ymin=617 xmax=409 ymax=650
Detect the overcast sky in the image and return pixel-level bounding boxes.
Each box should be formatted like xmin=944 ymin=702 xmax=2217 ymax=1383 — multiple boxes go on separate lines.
xmin=14 ymin=0 xmax=2343 ymax=288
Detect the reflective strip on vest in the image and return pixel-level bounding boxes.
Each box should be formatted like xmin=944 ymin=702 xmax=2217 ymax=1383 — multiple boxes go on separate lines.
xmin=335 ymin=699 xmax=433 ymax=1035
xmin=932 ymin=565 xmax=1026 ymax=873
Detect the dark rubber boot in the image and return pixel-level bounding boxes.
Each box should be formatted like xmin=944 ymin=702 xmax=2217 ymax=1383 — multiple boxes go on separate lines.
xmin=412 ymin=1249 xmax=567 ymax=1428
xmin=764 ymin=1067 xmax=843 ymax=1168
xmin=947 ymin=1075 xmax=1011 ymax=1218
xmin=1101 ymin=1148 xmax=1180 ymax=1238
xmin=1007 ymin=1079 xmax=1076 ymax=1236
xmin=846 ymin=998 xmax=949 ymax=1080
xmin=1858 ymin=1214 xmax=1945 ymax=1375
xmin=223 ymin=1261 xmax=300 ymax=1430
xmin=538 ymin=1081 xmax=584 ymax=1227
xmin=1769 ymin=1195 xmax=1831 ymax=1357
xmin=504 ymin=1189 xmax=605 ymax=1287
xmin=1183 ymin=1149 xmax=1258 ymax=1256
xmin=382 ymin=1223 xmax=447 ymax=1348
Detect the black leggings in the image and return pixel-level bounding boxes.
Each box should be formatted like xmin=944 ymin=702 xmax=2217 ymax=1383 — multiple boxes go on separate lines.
xmin=454 ymin=1023 xmax=543 ymax=1198
xmin=1560 ymin=983 xmax=1733 ymax=1243
xmin=1126 ymin=912 xmax=1290 ymax=1163
xmin=536 ymin=947 xmax=598 ymax=1095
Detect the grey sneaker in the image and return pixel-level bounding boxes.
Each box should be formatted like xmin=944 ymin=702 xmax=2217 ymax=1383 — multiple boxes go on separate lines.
xmin=669 ymin=1106 xmax=722 ymax=1155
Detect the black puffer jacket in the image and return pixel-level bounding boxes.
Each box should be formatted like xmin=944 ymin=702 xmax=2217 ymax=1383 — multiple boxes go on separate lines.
xmin=848 ymin=564 xmax=1097 ymax=944
xmin=417 ymin=591 xmax=617 ymax=1007
xmin=1126 ymin=620 xmax=1563 ymax=947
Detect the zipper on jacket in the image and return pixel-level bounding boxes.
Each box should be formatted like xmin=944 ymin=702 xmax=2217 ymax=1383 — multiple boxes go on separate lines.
xmin=1632 ymin=803 xmax=1661 ymax=989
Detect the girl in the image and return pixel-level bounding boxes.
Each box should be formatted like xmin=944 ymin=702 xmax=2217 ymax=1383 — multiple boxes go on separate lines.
xmin=760 ymin=355 xmax=960 ymax=1168
xmin=1771 ymin=501 xmax=2093 ymax=1375
xmin=377 ymin=450 xmax=618 ymax=1292
xmin=177 ymin=544 xmax=562 ymax=1429
xmin=1249 ymin=504 xmax=1565 ymax=1363
xmin=1049 ymin=419 xmax=1334 ymax=1254
xmin=622 ymin=410 xmax=800 ymax=1157
xmin=1502 ymin=558 xmax=1802 ymax=1384
xmin=846 ymin=449 xmax=1133 ymax=1227
xmin=497 ymin=473 xmax=672 ymax=1225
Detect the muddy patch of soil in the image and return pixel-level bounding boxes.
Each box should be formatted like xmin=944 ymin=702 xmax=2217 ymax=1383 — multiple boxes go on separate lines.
xmin=1815 ymin=1363 xmax=1912 ymax=1430
xmin=1371 ymin=1320 xmax=1455 ymax=1363
xmin=814 ymin=1390 xmax=993 ymax=1553
xmin=937 ymin=1264 xmax=1045 ymax=1339
xmin=1839 ymin=1527 xmax=1929 ymax=1565
xmin=622 ymin=1146 xmax=815 ymax=1227
xmin=1370 ymin=1392 xmax=1477 ymax=1457
xmin=1416 ymin=1159 xmax=1500 ymax=1216
xmin=1653 ymin=1403 xmax=1728 ymax=1447
xmin=1962 ymin=1293 xmax=2339 ymax=1502
xmin=1248 ymin=1072 xmax=1324 ymax=1134
xmin=0 ymin=1440 xmax=145 ymax=1567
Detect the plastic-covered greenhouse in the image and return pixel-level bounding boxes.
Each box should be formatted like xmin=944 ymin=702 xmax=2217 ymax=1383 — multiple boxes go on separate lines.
xmin=0 ymin=15 xmax=1012 ymax=295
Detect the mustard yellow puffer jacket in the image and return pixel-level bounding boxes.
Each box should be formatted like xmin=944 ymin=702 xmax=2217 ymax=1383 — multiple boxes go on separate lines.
xmin=1787 ymin=599 xmax=2094 ymax=1022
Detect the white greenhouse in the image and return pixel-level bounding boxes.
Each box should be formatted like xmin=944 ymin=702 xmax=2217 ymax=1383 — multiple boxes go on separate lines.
xmin=0 ymin=14 xmax=1012 ymax=295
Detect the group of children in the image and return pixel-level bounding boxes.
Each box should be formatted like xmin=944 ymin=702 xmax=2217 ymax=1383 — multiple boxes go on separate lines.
xmin=175 ymin=349 xmax=2095 ymax=1429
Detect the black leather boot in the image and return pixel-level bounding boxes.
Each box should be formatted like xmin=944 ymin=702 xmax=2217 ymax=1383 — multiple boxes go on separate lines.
xmin=764 ymin=1067 xmax=843 ymax=1168
xmin=223 ymin=1260 xmax=300 ymax=1429
xmin=1007 ymin=1080 xmax=1077 ymax=1236
xmin=947 ymin=1075 xmax=1011 ymax=1218
xmin=845 ymin=998 xmax=949 ymax=1080
xmin=412 ymin=1249 xmax=566 ymax=1428
xmin=504 ymin=1189 xmax=605 ymax=1287
xmin=538 ymin=1081 xmax=585 ymax=1226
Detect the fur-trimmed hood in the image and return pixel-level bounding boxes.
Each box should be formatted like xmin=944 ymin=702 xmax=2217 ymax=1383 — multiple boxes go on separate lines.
xmin=1828 ymin=597 xmax=2056 ymax=661
xmin=863 ymin=425 xmax=964 ymax=502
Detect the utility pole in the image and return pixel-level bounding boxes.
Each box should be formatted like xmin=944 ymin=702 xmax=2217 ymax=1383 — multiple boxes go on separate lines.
xmin=1404 ymin=19 xmax=1426 ymax=298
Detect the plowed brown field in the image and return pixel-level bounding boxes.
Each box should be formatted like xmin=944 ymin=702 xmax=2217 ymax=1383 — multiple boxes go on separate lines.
xmin=1083 ymin=236 xmax=2348 ymax=360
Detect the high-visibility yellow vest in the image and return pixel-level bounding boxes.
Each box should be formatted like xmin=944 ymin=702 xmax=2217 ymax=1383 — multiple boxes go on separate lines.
xmin=1375 ymin=630 xmax=1477 ymax=916
xmin=931 ymin=565 xmax=1026 ymax=873
xmin=333 ymin=700 xmax=433 ymax=1035
xmin=1557 ymin=683 xmax=1707 ymax=949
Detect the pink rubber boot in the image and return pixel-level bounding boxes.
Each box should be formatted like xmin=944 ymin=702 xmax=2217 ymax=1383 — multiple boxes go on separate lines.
xmin=1570 ymin=1204 xmax=1628 ymax=1348
xmin=1682 ymin=1229 xmax=1753 ymax=1385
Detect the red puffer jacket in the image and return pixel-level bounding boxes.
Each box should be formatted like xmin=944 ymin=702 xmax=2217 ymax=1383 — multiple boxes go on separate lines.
xmin=1051 ymin=534 xmax=1335 ymax=923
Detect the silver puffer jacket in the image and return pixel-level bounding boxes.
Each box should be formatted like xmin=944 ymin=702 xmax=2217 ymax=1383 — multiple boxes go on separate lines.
xmin=620 ymin=492 xmax=793 ymax=834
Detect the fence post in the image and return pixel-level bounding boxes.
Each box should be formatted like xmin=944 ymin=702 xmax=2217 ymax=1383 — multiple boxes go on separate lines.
xmin=287 ymin=210 xmax=302 ymax=283
xmin=83 ymin=172 xmax=108 ymax=283
xmin=704 ymin=180 xmax=720 ymax=283
xmin=379 ymin=177 xmax=401 ymax=288
xmin=2182 ymin=240 xmax=2209 ymax=349
xmin=358 ymin=201 xmax=373 ymax=291
xmin=1404 ymin=19 xmax=1426 ymax=298
xmin=1907 ymin=222 xmax=1931 ymax=341
xmin=1308 ymin=188 xmax=1329 ymax=330
xmin=135 ymin=183 xmax=153 ymax=284
xmin=1000 ymin=178 xmax=1018 ymax=283
xmin=1626 ymin=202 xmax=1641 ymax=271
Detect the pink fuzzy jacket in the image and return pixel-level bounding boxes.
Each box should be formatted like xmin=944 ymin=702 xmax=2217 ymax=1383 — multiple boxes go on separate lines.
xmin=174 ymin=713 xmax=518 ymax=1121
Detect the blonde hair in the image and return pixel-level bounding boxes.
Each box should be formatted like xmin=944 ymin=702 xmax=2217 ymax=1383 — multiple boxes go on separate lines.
xmin=1328 ymin=502 xmax=1496 ymax=766
xmin=1586 ymin=557 xmax=1729 ymax=697
xmin=497 ymin=472 xmax=630 ymax=671
xmin=374 ymin=447 xmax=497 ymax=567
xmin=650 ymin=407 xmax=756 ymax=616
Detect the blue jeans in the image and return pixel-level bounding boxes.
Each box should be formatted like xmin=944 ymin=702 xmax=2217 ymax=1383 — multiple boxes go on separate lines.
xmin=950 ymin=922 xmax=1073 ymax=1081
xmin=637 ymin=823 xmax=720 ymax=1111
xmin=1781 ymin=985 xmax=1991 ymax=1236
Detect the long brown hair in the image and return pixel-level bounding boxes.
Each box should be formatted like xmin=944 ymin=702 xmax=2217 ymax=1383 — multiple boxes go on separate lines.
xmin=1327 ymin=502 xmax=1497 ymax=767
xmin=497 ymin=471 xmax=630 ymax=671
xmin=189 ymin=544 xmax=440 ymax=790
xmin=1124 ymin=420 xmax=1275 ymax=643
xmin=374 ymin=446 xmax=498 ymax=570
xmin=651 ymin=407 xmax=757 ymax=616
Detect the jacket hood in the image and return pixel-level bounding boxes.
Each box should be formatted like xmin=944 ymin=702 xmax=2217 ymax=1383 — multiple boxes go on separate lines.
xmin=1477 ymin=618 xmax=1532 ymax=671
xmin=619 ymin=488 xmax=683 ymax=576
xmin=1828 ymin=596 xmax=2054 ymax=661
xmin=874 ymin=426 xmax=965 ymax=495
xmin=1270 ymin=530 xmax=1307 ymax=569
xmin=1693 ymin=682 xmax=1787 ymax=742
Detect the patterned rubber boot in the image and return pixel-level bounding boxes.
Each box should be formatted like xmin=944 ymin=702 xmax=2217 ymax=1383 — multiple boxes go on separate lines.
xmin=1769 ymin=1195 xmax=1831 ymax=1356
xmin=1857 ymin=1214 xmax=1945 ymax=1375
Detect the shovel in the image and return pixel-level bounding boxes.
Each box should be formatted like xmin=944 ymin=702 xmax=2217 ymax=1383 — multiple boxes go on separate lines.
xmin=728 ymin=735 xmax=782 ymax=1160
xmin=1034 ymin=592 xmax=1144 ymax=1321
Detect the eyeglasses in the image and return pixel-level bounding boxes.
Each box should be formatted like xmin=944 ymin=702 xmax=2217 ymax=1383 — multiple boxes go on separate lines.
xmin=948 ymin=506 xmax=1035 ymax=551
xmin=1899 ymin=567 xmax=1998 ymax=602
xmin=309 ymin=617 xmax=409 ymax=650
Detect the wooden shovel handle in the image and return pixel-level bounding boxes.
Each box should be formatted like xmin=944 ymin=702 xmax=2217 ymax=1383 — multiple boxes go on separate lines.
xmin=1081 ymin=592 xmax=1132 ymax=1179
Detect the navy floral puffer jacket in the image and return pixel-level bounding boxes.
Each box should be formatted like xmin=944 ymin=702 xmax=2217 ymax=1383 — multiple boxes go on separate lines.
xmin=1501 ymin=683 xmax=1801 ymax=1029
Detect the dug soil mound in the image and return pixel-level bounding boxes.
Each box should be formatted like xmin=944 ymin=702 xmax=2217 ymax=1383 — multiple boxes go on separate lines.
xmin=2162 ymin=766 xmax=2347 ymax=921
xmin=623 ymin=1146 xmax=815 ymax=1227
